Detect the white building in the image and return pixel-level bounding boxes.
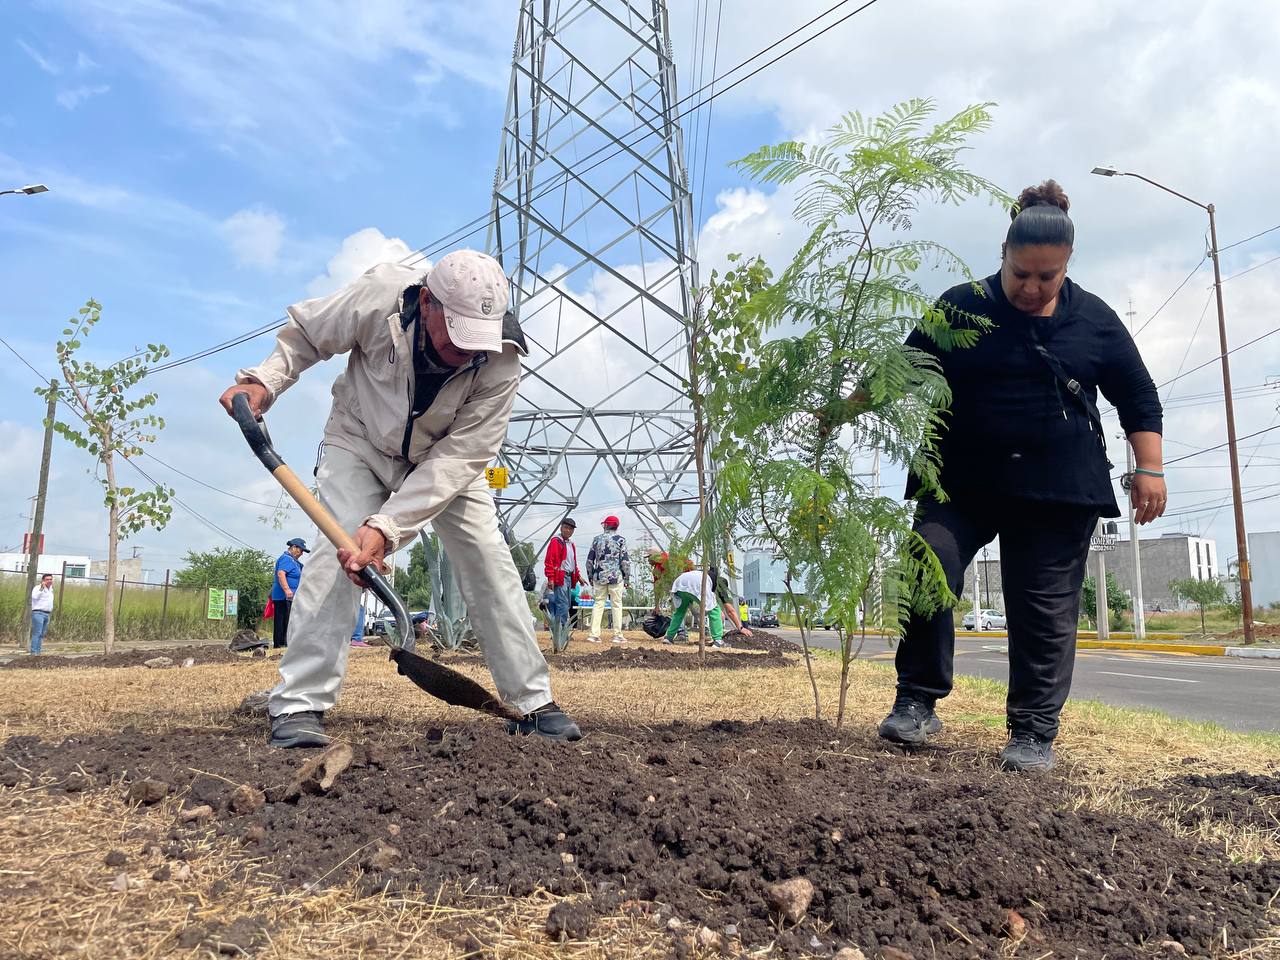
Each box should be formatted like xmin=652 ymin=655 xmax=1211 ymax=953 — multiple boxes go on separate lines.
xmin=0 ymin=553 xmax=91 ymax=579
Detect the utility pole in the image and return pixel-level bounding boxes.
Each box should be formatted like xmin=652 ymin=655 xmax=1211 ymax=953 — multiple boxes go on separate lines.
xmin=1094 ymin=520 xmax=1110 ymax=642
xmin=981 ymin=546 xmax=990 ymax=608
xmin=24 ymin=380 xmax=58 ymax=639
xmin=971 ymin=561 xmax=981 ymax=632
xmin=1091 ymin=167 xmax=1254 ymax=643
xmin=1123 ymin=300 xmax=1147 ymax=641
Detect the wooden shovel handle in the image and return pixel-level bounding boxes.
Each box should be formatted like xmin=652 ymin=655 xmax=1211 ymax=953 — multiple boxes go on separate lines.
xmin=272 ymin=464 xmax=358 ymax=555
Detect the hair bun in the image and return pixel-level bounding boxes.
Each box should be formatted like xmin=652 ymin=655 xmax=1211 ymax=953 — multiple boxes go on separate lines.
xmin=1011 ymin=180 xmax=1070 ymax=220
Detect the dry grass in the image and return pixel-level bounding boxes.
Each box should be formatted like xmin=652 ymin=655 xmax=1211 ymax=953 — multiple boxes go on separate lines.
xmin=0 ymin=638 xmax=1276 ymax=958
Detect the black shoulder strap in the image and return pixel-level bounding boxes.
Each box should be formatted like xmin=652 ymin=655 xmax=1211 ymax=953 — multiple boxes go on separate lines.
xmin=978 ymin=277 xmax=1106 ymax=439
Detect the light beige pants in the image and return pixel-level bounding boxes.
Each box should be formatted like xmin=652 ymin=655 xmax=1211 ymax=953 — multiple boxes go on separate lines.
xmin=588 ymin=581 xmax=626 ymax=638
xmin=270 ymin=440 xmax=553 ymax=718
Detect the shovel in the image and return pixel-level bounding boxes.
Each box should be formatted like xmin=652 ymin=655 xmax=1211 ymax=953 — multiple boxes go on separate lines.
xmin=230 ymin=392 xmax=521 ymax=721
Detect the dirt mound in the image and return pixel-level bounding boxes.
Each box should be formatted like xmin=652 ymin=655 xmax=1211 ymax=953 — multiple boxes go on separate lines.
xmin=1134 ymin=770 xmax=1280 ymax=831
xmin=558 ymin=646 xmax=791 ymax=671
xmin=1 ymin=643 xmax=258 ymax=671
xmin=4 ymin=720 xmax=1277 ymax=957
xmin=721 ymin=628 xmax=801 ymax=655
xmin=1210 ymin=622 xmax=1280 ymax=644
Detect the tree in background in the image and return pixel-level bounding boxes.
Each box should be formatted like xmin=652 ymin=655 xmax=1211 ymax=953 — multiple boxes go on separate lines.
xmin=36 ymin=300 xmax=173 ymax=653
xmin=1081 ymin=571 xmax=1129 ymax=631
xmin=174 ymin=548 xmax=273 ymax=629
xmin=1170 ymin=576 xmax=1228 ymax=635
xmin=700 ymin=100 xmax=1007 ymax=725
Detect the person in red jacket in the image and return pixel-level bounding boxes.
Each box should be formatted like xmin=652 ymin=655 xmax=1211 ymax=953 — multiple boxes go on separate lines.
xmin=543 ymin=517 xmax=583 ymax=650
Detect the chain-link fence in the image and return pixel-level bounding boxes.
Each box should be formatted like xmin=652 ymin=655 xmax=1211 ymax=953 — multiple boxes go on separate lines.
xmin=1 ymin=568 xmax=239 ymax=647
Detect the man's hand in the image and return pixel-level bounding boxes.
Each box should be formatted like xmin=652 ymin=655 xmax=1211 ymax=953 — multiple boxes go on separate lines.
xmin=219 ymin=382 xmax=271 ymax=417
xmin=336 ymin=525 xmax=389 ymax=587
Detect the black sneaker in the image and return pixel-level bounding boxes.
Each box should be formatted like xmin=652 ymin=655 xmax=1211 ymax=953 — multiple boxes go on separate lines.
xmin=269 ymin=710 xmax=330 ymax=749
xmin=999 ymin=730 xmax=1056 ymax=774
xmin=507 ymin=702 xmax=583 ymax=742
xmin=877 ymin=696 xmax=943 ymax=746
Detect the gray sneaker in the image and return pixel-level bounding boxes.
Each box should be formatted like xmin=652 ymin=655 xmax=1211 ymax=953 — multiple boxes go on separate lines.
xmin=269 ymin=710 xmax=330 ymax=749
xmin=877 ymin=696 xmax=943 ymax=746
xmin=999 ymin=731 xmax=1056 ymax=774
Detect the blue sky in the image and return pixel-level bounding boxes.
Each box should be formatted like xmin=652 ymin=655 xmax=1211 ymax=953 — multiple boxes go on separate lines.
xmin=3 ymin=0 xmax=1280 ymax=590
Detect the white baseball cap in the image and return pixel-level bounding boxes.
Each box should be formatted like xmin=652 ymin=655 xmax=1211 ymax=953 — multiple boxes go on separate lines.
xmin=426 ymin=249 xmax=510 ymax=353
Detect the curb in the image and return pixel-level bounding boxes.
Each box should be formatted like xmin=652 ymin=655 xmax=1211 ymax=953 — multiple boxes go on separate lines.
xmin=1076 ymin=640 xmax=1226 ymax=656
xmin=1225 ymin=646 xmax=1280 ymax=659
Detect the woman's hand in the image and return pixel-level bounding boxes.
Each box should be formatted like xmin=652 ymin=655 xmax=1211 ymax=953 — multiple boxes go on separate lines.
xmin=1130 ymin=472 xmax=1167 ymax=524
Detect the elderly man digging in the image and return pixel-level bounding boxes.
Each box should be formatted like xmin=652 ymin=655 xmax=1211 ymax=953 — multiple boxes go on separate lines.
xmin=219 ymin=250 xmax=581 ymax=748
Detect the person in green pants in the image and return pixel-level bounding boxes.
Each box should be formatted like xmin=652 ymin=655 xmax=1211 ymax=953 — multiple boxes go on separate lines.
xmin=665 ymin=567 xmax=751 ymax=647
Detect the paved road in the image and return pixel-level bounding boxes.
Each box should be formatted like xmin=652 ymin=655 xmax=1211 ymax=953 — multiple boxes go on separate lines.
xmin=772 ymin=628 xmax=1280 ymax=734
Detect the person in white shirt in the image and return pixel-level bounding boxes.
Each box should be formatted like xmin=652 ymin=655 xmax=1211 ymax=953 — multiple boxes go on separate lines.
xmin=664 ymin=567 xmax=751 ymax=648
xmin=29 ymin=573 xmax=54 ymax=655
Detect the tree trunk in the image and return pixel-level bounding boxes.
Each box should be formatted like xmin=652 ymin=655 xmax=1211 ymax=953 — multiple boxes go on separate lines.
xmin=784 ymin=584 xmax=821 ymax=721
xmin=103 ymin=451 xmax=118 ymax=654
xmin=1199 ymin=604 xmax=1206 ymax=635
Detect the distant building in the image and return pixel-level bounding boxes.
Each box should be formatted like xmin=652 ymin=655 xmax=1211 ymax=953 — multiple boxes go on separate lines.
xmin=0 ymin=553 xmax=90 ymax=578
xmin=1249 ymin=531 xmax=1280 ymax=607
xmin=90 ymin=557 xmax=146 ymax=583
xmin=742 ymin=548 xmax=805 ymax=611
xmin=961 ymin=532 xmax=1218 ymax=614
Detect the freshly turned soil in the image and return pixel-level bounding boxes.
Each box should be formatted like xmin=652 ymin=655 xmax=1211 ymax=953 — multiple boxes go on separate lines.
xmin=1133 ymin=769 xmax=1280 ymax=831
xmin=721 ymin=628 xmax=802 ymax=655
xmin=3 ymin=719 xmax=1277 ymax=957
xmin=556 ymin=646 xmax=791 ymax=671
xmin=0 ymin=643 xmax=255 ymax=671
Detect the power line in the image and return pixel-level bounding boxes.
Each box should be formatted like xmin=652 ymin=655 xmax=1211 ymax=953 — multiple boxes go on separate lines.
xmin=144 ymin=0 xmax=883 ymax=376
xmin=1219 ymin=252 xmax=1280 ymax=285
xmin=1218 ymin=223 xmax=1280 ymax=253
xmin=1131 ymin=257 xmax=1206 ymax=339
xmin=1164 ymin=423 xmax=1280 ymax=465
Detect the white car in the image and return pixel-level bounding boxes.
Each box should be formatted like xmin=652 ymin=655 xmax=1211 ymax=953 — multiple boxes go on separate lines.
xmin=962 ymin=609 xmax=1007 ymax=630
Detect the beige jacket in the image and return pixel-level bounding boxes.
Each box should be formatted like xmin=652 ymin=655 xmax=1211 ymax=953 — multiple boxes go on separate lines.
xmin=237 ymin=261 xmax=525 ymax=553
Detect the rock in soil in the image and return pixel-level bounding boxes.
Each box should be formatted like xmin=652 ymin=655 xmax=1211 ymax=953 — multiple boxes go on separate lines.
xmin=5 ymin=720 xmax=1280 ymax=958
xmin=179 ymin=804 xmax=214 ymax=823
xmin=880 ymin=949 xmax=914 ymax=960
xmin=765 ymin=877 xmax=814 ymax=924
xmin=362 ymin=839 xmax=401 ymax=873
xmin=833 ymin=949 xmax=867 ymax=960
xmin=1005 ymin=908 xmax=1027 ymax=940
xmin=64 ymin=771 xmax=92 ymax=792
xmin=143 ymin=656 xmax=174 ymax=669
xmin=104 ymin=849 xmax=127 ymax=867
xmin=545 ymin=901 xmax=595 ymax=941
xmin=228 ymin=784 xmax=266 ymax=815
xmin=125 ymin=778 xmax=169 ymax=805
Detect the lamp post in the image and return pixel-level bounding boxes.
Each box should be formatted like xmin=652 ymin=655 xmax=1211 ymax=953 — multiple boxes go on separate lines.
xmin=1091 ymin=165 xmax=1254 ymax=644
xmin=0 ymin=184 xmax=49 ymax=197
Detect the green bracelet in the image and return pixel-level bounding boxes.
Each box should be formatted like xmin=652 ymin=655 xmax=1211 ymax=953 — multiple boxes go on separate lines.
xmin=1133 ymin=467 xmax=1164 ymax=478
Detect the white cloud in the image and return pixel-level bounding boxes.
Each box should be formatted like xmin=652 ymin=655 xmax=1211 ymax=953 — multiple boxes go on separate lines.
xmin=307 ymin=227 xmax=418 ymax=297
xmin=42 ymin=0 xmax=513 ymax=164
xmin=76 ymin=51 xmax=98 ymax=71
xmin=221 ymin=206 xmax=286 ymax=270
xmin=16 ymin=39 xmax=59 ymax=75
xmin=55 ymin=84 xmax=110 ymax=110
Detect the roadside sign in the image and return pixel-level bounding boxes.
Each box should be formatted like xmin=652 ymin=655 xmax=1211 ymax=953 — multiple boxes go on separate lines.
xmin=224 ymin=589 xmax=239 ymax=618
xmin=1090 ymin=534 xmax=1117 ymax=552
xmin=207 ymin=588 xmax=226 ymax=620
xmin=485 ymin=466 xmax=508 ymax=489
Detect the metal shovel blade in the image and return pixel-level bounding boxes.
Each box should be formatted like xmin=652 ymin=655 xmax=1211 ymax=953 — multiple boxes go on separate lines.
xmin=389 ymin=648 xmax=523 ymax=721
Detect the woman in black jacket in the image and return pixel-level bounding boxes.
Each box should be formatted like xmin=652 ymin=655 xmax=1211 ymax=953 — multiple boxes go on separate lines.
xmin=879 ymin=180 xmax=1168 ymax=773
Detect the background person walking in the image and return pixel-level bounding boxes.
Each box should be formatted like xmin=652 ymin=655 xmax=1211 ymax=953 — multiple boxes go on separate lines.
xmin=270 ymin=538 xmax=308 ymax=649
xmin=586 ymin=515 xmax=630 ymax=643
xmin=879 ymin=180 xmax=1166 ymax=774
xmin=29 ymin=572 xmax=54 ymax=655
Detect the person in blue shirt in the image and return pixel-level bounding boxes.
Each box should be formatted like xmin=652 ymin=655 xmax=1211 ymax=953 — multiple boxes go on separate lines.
xmin=271 ymin=538 xmax=309 ymax=648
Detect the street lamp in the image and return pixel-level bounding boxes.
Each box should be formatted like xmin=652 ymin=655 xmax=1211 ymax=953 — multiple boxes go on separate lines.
xmin=0 ymin=184 xmax=49 ymax=197
xmin=1091 ymin=164 xmax=1255 ymax=644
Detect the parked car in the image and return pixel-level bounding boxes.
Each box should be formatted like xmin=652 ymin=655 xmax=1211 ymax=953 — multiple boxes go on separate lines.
xmin=751 ymin=610 xmax=779 ymax=628
xmin=962 ymin=608 xmax=1007 ymax=630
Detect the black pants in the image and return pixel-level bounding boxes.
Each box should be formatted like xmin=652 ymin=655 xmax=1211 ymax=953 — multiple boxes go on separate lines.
xmin=895 ymin=495 xmax=1098 ymax=740
xmin=272 ymin=598 xmax=292 ymax=649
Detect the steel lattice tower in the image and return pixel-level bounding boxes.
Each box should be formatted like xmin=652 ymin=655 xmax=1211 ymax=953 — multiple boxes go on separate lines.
xmin=488 ymin=0 xmax=700 ymax=542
